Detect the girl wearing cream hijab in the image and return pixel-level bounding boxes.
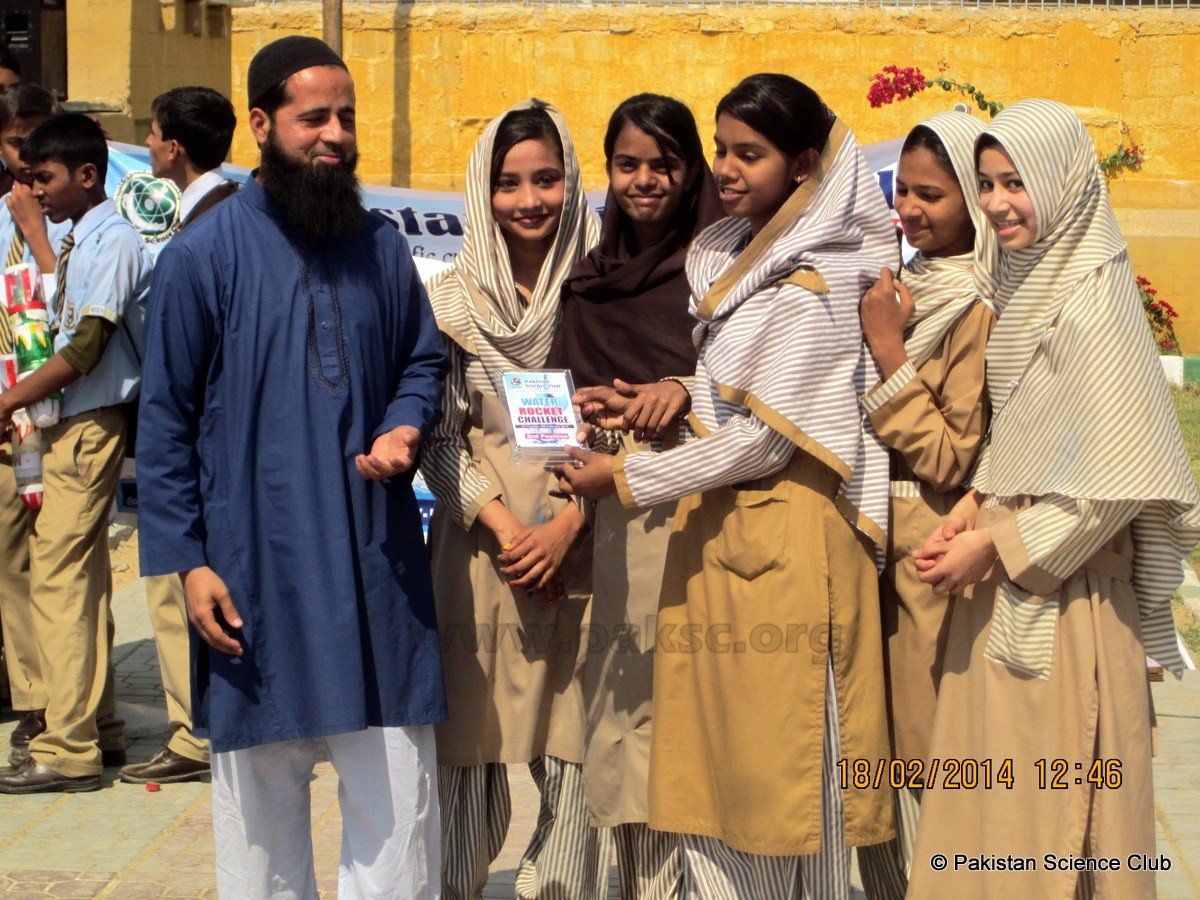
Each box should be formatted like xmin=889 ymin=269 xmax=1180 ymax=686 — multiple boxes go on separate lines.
xmin=854 ymin=111 xmax=999 ymax=899
xmin=420 ymin=100 xmax=609 ymax=899
xmin=911 ymin=99 xmax=1200 ymax=899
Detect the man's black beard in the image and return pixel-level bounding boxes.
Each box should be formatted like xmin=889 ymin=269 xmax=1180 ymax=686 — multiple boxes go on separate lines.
xmin=259 ymin=131 xmax=364 ymax=245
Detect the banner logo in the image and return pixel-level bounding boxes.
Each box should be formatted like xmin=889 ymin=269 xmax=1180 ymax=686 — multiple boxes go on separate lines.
xmin=114 ymin=172 xmax=181 ymax=243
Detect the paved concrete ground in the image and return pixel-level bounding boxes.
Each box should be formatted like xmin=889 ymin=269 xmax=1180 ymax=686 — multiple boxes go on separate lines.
xmin=1 ymin=568 xmax=1197 ymax=897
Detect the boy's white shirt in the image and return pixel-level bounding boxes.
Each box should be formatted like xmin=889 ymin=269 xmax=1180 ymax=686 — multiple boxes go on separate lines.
xmin=178 ymin=168 xmax=227 ymax=222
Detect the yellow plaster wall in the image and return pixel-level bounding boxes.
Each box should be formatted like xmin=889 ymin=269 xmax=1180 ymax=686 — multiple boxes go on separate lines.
xmin=60 ymin=1 xmax=1195 ymax=350
xmin=225 ymin=3 xmax=1200 ymax=348
xmin=68 ymin=0 xmax=232 ymax=143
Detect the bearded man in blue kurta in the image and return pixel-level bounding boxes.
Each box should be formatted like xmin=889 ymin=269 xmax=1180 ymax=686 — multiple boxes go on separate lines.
xmin=137 ymin=37 xmax=447 ymax=899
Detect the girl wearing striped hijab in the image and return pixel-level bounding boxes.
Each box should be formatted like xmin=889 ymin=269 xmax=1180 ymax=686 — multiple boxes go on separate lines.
xmin=854 ymin=112 xmax=999 ymax=899
xmin=420 ymin=100 xmax=610 ymax=899
xmin=911 ymin=99 xmax=1200 ymax=899
xmin=558 ymin=74 xmax=898 ymax=898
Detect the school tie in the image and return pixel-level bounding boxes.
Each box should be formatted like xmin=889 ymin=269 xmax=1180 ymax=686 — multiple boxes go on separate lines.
xmin=4 ymin=226 xmax=24 ymax=269
xmin=53 ymin=230 xmax=75 ymax=321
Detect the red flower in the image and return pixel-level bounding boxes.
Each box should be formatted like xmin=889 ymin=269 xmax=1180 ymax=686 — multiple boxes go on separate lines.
xmin=868 ymin=66 xmax=928 ymax=108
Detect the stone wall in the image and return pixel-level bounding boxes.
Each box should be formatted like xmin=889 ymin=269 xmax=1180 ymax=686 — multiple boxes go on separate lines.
xmin=69 ymin=1 xmax=1200 ymax=350
xmin=68 ymin=0 xmax=231 ymax=143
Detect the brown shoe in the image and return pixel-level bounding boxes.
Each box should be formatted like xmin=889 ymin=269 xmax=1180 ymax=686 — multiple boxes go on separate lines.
xmin=0 ymin=758 xmax=101 ymax=794
xmin=119 ymin=747 xmax=210 ymax=784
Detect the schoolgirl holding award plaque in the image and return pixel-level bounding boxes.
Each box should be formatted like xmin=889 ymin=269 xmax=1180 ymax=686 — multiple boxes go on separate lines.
xmin=909 ymin=100 xmax=1200 ymax=899
xmin=419 ymin=100 xmax=610 ymax=899
xmin=558 ymin=75 xmax=897 ymax=897
xmin=546 ymin=92 xmax=722 ymax=899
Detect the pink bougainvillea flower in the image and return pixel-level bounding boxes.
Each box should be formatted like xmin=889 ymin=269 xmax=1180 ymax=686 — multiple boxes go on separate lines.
xmin=868 ymin=66 xmax=928 ymax=108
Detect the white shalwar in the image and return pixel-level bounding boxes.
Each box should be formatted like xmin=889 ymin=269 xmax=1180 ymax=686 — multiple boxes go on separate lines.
xmin=211 ymin=725 xmax=441 ymax=899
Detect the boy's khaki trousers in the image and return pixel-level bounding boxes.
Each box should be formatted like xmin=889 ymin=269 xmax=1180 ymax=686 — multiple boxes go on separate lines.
xmin=0 ymin=453 xmax=45 ymax=712
xmin=145 ymin=574 xmax=209 ymax=762
xmin=28 ymin=406 xmax=125 ymax=776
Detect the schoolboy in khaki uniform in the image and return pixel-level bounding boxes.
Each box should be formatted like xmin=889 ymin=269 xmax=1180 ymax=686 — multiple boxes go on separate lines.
xmin=0 ymin=113 xmax=152 ymax=793
xmin=0 ymin=84 xmax=69 ymax=765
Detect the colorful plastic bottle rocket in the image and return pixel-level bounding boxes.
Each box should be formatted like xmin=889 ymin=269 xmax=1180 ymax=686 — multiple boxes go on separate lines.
xmin=0 ymin=353 xmax=44 ymax=509
xmin=3 ymin=262 xmax=60 ymax=428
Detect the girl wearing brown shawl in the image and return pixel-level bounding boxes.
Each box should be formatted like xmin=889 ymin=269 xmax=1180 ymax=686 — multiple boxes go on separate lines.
xmin=558 ymin=75 xmax=897 ymax=899
xmin=911 ymin=99 xmax=1200 ymax=899
xmin=546 ymin=93 xmax=722 ymax=900
xmin=420 ymin=101 xmax=610 ymax=899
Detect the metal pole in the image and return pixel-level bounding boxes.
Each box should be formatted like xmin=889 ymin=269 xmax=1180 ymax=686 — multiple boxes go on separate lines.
xmin=323 ymin=0 xmax=343 ymax=56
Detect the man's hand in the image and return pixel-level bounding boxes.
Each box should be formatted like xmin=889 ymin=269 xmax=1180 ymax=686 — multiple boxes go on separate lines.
xmin=914 ymin=528 xmax=997 ymax=596
xmin=860 ymin=268 xmax=915 ymax=381
xmin=0 ymin=396 xmax=13 ymax=435
xmin=497 ymin=506 xmax=584 ymax=601
xmin=554 ymin=446 xmax=617 ymax=500
xmin=355 ymin=425 xmax=420 ymax=480
xmin=182 ymin=566 xmax=243 ymax=656
xmin=573 ymin=379 xmax=690 ymax=442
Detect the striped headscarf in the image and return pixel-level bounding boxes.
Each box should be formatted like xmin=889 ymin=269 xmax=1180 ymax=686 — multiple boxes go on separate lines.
xmin=971 ymin=99 xmax=1200 ymax=678
xmin=899 ymin=111 xmax=1000 ymax=371
xmin=688 ymin=119 xmax=899 ymax=549
xmin=426 ymin=100 xmax=599 ymax=380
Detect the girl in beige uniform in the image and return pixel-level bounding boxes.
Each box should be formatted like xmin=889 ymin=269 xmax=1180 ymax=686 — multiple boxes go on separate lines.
xmin=854 ymin=112 xmax=999 ymax=898
xmin=420 ymin=100 xmax=609 ymax=900
xmin=557 ymin=74 xmax=897 ymax=899
xmin=547 ymin=93 xmax=722 ymax=900
xmin=911 ymin=99 xmax=1200 ymax=899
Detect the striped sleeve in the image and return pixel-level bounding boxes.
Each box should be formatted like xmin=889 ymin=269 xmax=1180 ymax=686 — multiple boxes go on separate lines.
xmin=989 ymin=495 xmax=1144 ymax=595
xmin=860 ymin=361 xmax=917 ymax=415
xmin=590 ymin=426 xmax=623 ymax=456
xmin=419 ymin=338 xmax=501 ymax=529
xmin=616 ymin=411 xmax=794 ymax=510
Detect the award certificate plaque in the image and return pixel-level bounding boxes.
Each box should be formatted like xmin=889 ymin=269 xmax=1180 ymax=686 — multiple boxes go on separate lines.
xmin=499 ymin=369 xmax=581 ymax=466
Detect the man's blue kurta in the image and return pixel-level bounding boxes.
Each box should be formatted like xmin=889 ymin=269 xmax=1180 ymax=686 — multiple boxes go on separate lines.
xmin=137 ymin=177 xmax=448 ymax=752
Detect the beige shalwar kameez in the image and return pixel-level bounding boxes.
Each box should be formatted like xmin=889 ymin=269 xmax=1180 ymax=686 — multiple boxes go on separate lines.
xmin=613 ymin=119 xmax=899 ymax=897
xmin=909 ymin=500 xmax=1156 ymax=900
xmin=908 ymin=100 xmax=1200 ymax=900
xmin=421 ymin=100 xmax=610 ymax=900
xmin=865 ymin=300 xmax=994 ymax=765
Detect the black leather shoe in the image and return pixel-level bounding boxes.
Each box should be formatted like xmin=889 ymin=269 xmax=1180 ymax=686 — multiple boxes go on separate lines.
xmin=0 ymin=758 xmax=101 ymax=794
xmin=119 ymin=747 xmax=211 ymax=784
xmin=101 ymin=748 xmax=127 ymax=768
xmin=10 ymin=709 xmax=46 ymax=746
xmin=7 ymin=709 xmax=47 ymax=766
